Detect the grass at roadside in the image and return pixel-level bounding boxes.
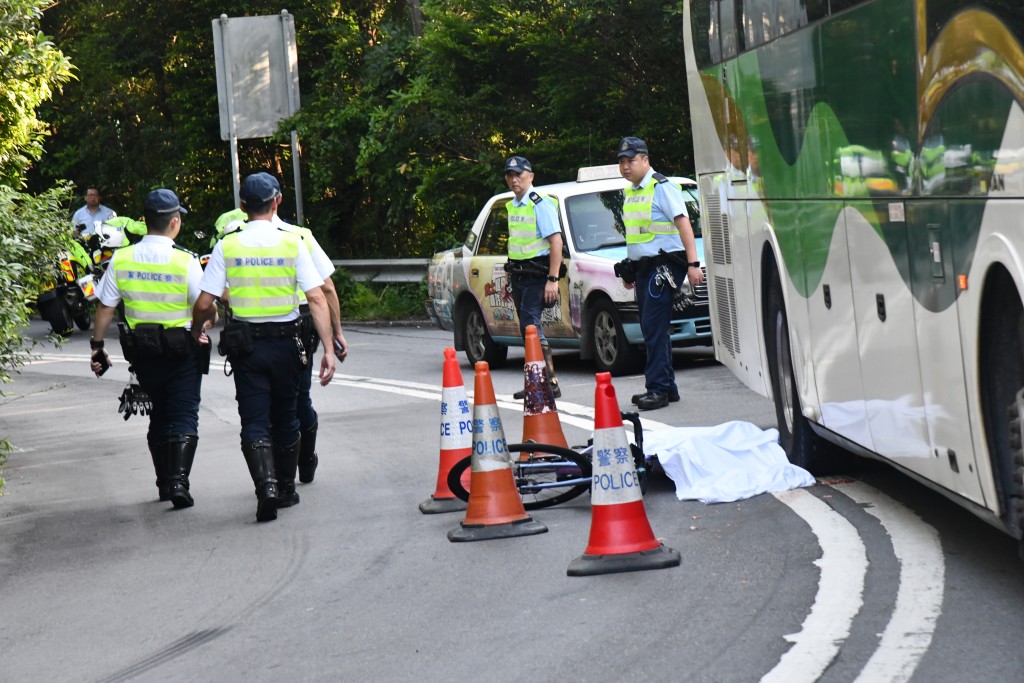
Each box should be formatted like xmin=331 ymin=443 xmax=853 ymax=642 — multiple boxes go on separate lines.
xmin=332 ymin=273 xmax=428 ymax=322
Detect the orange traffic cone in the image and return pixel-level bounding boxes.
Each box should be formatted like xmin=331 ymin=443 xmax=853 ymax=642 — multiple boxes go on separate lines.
xmin=448 ymin=361 xmax=548 ymax=542
xmin=567 ymin=372 xmax=680 ymax=576
xmin=519 ymin=325 xmax=568 ymax=455
xmin=420 ymin=348 xmax=472 ymax=514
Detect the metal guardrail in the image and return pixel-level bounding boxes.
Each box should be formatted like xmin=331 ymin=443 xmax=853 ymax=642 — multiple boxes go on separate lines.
xmin=332 ymin=258 xmax=429 ymax=283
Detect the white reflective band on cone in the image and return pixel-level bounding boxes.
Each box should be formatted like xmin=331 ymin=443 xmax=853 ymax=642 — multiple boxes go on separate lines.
xmin=470 ymin=403 xmax=510 ymax=472
xmin=590 ymin=425 xmax=643 ymax=506
xmin=439 ymin=385 xmax=473 ymax=451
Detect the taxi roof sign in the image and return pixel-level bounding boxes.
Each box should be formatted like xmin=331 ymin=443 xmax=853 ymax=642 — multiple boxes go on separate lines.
xmin=576 ymin=165 xmax=622 ymax=183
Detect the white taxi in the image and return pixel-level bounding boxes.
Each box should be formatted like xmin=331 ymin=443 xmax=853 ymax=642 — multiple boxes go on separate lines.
xmin=425 ymin=165 xmax=711 ymax=375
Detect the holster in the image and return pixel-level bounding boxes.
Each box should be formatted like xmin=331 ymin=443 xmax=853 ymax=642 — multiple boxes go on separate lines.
xmin=197 ymin=342 xmax=211 ymax=375
xmin=133 ymin=323 xmax=165 ymax=359
xmin=614 ymin=258 xmax=638 ymax=285
xmin=218 ymin=318 xmax=254 ymax=358
xmin=118 ymin=322 xmax=137 ymax=364
xmin=161 ymin=328 xmax=191 ymax=360
xmin=299 ymin=309 xmax=319 ymax=355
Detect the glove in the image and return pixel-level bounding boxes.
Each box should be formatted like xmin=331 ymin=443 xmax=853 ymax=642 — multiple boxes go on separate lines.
xmin=117 ymin=372 xmax=152 ymax=421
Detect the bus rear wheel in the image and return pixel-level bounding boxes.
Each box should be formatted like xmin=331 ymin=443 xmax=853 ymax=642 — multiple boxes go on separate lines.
xmin=765 ymin=272 xmax=823 ymax=473
xmin=979 ymin=268 xmax=1024 ymax=534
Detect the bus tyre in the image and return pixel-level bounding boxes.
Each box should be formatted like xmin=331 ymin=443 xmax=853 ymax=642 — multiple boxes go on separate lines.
xmin=765 ymin=272 xmax=831 ymax=473
xmin=978 ymin=270 xmax=1024 ymax=534
xmin=461 ymin=302 xmax=507 ymax=368
xmin=590 ymin=298 xmax=641 ymax=376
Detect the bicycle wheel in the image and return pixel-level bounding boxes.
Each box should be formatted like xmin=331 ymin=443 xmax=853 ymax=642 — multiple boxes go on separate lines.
xmin=507 ymin=443 xmax=592 ymax=510
xmin=445 ymin=445 xmax=593 ymax=510
xmin=446 ymin=455 xmax=473 ymax=503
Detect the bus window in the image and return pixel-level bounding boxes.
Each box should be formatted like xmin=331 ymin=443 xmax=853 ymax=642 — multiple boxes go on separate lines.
xmin=776 ymin=0 xmax=825 ymax=34
xmin=712 ymin=0 xmax=737 ymax=60
xmin=743 ymin=0 xmax=775 ymax=48
xmin=801 ymin=0 xmax=828 ymax=24
xmin=692 ymin=1 xmax=715 ymax=68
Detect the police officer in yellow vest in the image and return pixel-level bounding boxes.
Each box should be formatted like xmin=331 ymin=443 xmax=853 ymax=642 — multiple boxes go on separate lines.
xmin=260 ymin=172 xmax=348 ymax=485
xmin=503 ymin=155 xmax=563 ymax=399
xmin=617 ymin=137 xmax=704 ymax=410
xmin=89 ymin=189 xmax=209 ymax=507
xmin=190 ymin=173 xmax=336 ymax=523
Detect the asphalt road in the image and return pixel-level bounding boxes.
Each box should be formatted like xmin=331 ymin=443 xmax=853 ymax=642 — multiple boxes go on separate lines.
xmin=2 ymin=320 xmax=1024 ymax=682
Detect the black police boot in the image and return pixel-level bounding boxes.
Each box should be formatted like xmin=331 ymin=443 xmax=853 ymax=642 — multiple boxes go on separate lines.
xmin=166 ymin=434 xmax=198 ymax=509
xmin=243 ymin=440 xmax=279 ymax=522
xmin=148 ymin=437 xmax=171 ymax=502
xmin=275 ymin=438 xmax=301 ymax=508
xmin=298 ymin=422 xmax=319 ymax=484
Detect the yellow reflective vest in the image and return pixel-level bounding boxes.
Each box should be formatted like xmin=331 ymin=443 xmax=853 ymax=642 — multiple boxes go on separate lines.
xmin=113 ymin=245 xmax=194 ymax=329
xmin=222 ymin=231 xmax=301 ymax=318
xmin=623 ymin=176 xmax=678 ymax=244
xmin=506 ymin=194 xmax=556 ymax=260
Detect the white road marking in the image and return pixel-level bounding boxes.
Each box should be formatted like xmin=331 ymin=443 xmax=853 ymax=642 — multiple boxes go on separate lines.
xmin=839 ymin=481 xmax=945 ymax=683
xmin=761 ymin=488 xmax=867 ymax=683
xmin=19 ymin=355 xmax=944 ymax=682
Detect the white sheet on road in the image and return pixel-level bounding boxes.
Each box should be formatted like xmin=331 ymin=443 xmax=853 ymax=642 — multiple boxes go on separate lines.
xmin=643 ymin=421 xmax=815 ymax=503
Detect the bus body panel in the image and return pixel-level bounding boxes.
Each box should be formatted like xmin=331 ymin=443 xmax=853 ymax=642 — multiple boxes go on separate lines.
xmin=684 ymin=0 xmax=1024 ymax=530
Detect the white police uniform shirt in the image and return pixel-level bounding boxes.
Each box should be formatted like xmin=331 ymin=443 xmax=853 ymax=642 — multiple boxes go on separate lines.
xmin=95 ymin=235 xmax=204 ymax=329
xmin=625 ymin=168 xmax=688 ymax=261
xmin=72 ymin=204 xmax=116 ymax=235
xmin=510 ymin=185 xmax=560 ymax=257
xmin=272 ymin=214 xmax=335 ymax=279
xmin=199 ymin=219 xmax=324 ymax=323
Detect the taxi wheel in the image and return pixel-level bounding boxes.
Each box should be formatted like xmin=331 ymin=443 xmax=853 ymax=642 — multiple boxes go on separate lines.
xmin=590 ymin=298 xmax=640 ymax=376
xmin=461 ymin=304 xmax=507 ymax=368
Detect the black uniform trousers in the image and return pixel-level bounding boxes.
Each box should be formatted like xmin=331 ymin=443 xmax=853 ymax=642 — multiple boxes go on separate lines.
xmin=132 ymin=341 xmax=203 ymax=442
xmin=231 ymin=334 xmax=303 ymax=446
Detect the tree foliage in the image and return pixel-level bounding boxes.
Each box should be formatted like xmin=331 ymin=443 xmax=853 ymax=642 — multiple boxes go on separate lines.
xmin=29 ymin=0 xmax=692 ymax=257
xmin=0 ymin=0 xmax=73 ymax=187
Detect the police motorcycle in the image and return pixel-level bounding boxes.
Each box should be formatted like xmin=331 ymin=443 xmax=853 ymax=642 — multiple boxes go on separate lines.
xmin=84 ymin=217 xmax=144 ymax=279
xmin=36 ymin=226 xmax=99 ymax=336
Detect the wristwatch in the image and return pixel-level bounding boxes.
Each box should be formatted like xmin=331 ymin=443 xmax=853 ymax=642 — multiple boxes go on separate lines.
xmin=688 ymin=261 xmax=701 ymax=269
xmin=547 ymin=275 xmax=558 ymax=282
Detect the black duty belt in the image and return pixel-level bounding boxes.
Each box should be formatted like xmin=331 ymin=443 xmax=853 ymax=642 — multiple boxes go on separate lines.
xmin=249 ymin=321 xmax=300 ymax=339
xmin=505 ymin=256 xmax=549 ymax=277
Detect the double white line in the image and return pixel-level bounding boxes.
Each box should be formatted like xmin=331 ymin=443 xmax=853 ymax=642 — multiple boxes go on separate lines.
xmin=332 ymin=373 xmax=946 ymax=683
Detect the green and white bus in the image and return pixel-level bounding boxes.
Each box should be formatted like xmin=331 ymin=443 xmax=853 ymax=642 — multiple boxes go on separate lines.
xmin=684 ymin=0 xmax=1024 ymax=540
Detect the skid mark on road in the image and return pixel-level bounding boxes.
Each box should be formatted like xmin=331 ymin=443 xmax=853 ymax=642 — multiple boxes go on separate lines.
xmin=838 ymin=481 xmax=945 ymax=683
xmin=762 ymin=488 xmax=867 ymax=683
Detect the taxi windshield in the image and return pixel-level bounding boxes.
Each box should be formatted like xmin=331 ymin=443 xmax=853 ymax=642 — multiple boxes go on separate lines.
xmin=564 ymin=190 xmax=626 ymax=252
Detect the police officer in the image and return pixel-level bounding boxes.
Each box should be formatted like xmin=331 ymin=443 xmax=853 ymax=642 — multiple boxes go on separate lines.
xmin=190 ymin=174 xmax=336 ymax=523
xmin=503 ymin=155 xmax=563 ymax=399
xmin=89 ymin=189 xmax=208 ymax=507
xmin=259 ymin=172 xmax=348 ymax=485
xmin=616 ymin=137 xmax=704 ymax=410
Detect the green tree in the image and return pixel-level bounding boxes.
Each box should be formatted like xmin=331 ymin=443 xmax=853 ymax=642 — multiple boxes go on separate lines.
xmin=0 ymin=0 xmax=74 ymax=488
xmin=30 ymin=0 xmax=693 ymax=258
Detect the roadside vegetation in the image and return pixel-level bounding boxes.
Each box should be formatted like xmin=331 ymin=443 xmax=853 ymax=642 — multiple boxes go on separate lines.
xmin=29 ymin=1 xmax=693 ymax=260
xmin=0 ymin=0 xmax=75 ymax=490
xmin=2 ymin=0 xmax=692 ymax=490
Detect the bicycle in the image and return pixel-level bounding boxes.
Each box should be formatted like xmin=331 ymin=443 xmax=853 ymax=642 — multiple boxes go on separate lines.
xmin=445 ymin=412 xmax=653 ymax=510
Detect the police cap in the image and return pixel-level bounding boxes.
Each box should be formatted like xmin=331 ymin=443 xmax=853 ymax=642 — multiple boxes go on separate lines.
xmin=144 ymin=188 xmax=188 ymax=214
xmin=504 ymin=156 xmax=533 ymax=174
xmin=239 ymin=174 xmax=278 ymax=205
xmin=616 ymin=137 xmax=649 ymax=158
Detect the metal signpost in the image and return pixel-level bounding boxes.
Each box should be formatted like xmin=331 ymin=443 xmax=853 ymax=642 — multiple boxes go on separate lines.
xmin=212 ymin=10 xmax=304 ymax=224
